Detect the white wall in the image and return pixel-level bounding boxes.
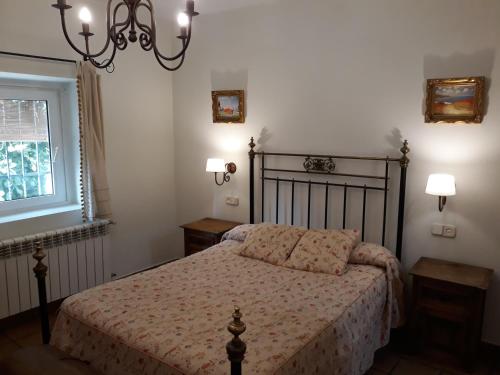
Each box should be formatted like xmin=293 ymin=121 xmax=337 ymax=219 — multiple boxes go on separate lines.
xmin=173 ymin=0 xmax=500 ymax=344
xmin=0 ymin=0 xmax=182 ymax=276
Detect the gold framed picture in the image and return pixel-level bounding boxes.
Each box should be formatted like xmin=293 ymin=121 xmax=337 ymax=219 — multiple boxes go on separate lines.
xmin=212 ymin=90 xmax=245 ymax=124
xmin=425 ymin=77 xmax=485 ymax=124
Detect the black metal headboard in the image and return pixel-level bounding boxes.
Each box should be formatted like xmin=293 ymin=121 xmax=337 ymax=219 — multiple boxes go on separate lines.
xmin=248 ymin=137 xmax=410 ymax=260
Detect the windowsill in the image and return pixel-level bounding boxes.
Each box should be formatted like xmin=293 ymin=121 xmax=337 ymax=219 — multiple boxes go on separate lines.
xmin=0 ymin=204 xmax=81 ymax=224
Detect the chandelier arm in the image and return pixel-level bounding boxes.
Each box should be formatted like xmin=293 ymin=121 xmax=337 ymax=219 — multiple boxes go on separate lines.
xmin=153 ymin=22 xmax=192 ymax=61
xmin=111 ymin=3 xmax=133 ymax=51
xmin=112 ymin=2 xmax=132 ymax=41
xmin=137 ymin=0 xmax=193 ymax=62
xmin=134 ymin=3 xmax=154 ymax=51
xmin=88 ymin=43 xmax=118 ymax=70
xmin=153 ymin=46 xmax=187 ymax=71
xmin=57 ymin=1 xmax=116 ymax=59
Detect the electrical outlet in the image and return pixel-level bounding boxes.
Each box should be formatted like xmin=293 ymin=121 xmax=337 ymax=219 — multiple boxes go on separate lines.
xmin=431 ymin=223 xmax=444 ymax=236
xmin=225 ymin=196 xmax=239 ymax=206
xmin=431 ymin=223 xmax=456 ymax=238
xmin=443 ymin=225 xmax=457 ymax=238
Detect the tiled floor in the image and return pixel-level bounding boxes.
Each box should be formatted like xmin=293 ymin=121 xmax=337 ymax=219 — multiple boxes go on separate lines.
xmin=0 ymin=312 xmax=499 ymax=374
xmin=0 ymin=310 xmax=58 ymax=363
xmin=369 ymin=344 xmax=500 ymax=375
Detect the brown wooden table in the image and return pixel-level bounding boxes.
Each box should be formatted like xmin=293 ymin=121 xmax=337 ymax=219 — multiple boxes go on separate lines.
xmin=409 ymin=257 xmax=493 ymax=371
xmin=180 ymin=217 xmax=242 ymax=257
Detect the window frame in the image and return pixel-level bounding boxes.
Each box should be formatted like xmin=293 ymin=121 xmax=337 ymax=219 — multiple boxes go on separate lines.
xmin=0 ymin=79 xmax=79 ymax=217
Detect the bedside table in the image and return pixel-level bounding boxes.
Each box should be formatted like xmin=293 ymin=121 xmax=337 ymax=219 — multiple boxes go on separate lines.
xmin=409 ymin=257 xmax=493 ymax=371
xmin=180 ymin=217 xmax=242 ymax=257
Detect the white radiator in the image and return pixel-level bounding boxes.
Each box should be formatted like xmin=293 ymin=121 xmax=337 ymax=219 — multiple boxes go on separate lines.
xmin=0 ymin=220 xmax=111 ymax=319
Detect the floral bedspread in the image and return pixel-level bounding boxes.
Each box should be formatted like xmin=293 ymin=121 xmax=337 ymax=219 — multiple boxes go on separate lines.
xmin=51 ymin=240 xmax=400 ymax=375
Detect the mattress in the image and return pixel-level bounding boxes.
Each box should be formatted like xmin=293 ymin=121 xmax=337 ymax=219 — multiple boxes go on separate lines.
xmin=51 ymin=239 xmax=400 ymax=375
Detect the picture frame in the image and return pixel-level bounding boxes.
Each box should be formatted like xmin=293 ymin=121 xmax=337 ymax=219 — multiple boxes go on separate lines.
xmin=425 ymin=77 xmax=485 ymax=124
xmin=212 ymin=90 xmax=245 ymax=124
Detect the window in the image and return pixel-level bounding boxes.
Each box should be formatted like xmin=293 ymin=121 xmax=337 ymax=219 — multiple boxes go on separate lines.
xmin=0 ymin=79 xmax=79 ymax=219
xmin=0 ymin=99 xmax=54 ymax=201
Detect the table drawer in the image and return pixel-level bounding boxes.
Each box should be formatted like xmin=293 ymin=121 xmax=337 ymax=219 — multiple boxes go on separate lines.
xmin=184 ymin=230 xmax=219 ymax=256
xmin=416 ymin=278 xmax=475 ymax=321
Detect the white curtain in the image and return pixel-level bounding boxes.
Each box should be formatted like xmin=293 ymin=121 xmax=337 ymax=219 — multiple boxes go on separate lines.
xmin=77 ymin=61 xmax=112 ymax=220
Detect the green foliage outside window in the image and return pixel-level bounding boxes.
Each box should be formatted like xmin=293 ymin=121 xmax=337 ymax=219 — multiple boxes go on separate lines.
xmin=0 ymin=141 xmax=53 ymax=202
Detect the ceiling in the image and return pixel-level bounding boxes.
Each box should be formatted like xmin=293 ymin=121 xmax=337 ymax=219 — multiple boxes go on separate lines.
xmin=155 ymin=0 xmax=277 ymax=16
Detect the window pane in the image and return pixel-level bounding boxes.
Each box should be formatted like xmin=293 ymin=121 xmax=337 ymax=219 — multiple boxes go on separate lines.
xmin=0 ymin=176 xmax=10 ymax=201
xmin=40 ymin=173 xmax=53 ymax=195
xmin=23 ymin=142 xmax=38 ymax=175
xmin=0 ymin=142 xmax=7 ymax=176
xmin=7 ymin=142 xmax=23 ymax=176
xmin=10 ymin=175 xmax=25 ymax=200
xmin=25 ymin=176 xmax=39 ymax=198
xmin=0 ymin=99 xmax=54 ymax=202
xmin=38 ymin=141 xmax=51 ymax=174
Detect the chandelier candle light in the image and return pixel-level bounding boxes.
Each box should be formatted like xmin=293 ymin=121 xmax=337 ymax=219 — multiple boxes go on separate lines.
xmin=52 ymin=0 xmax=199 ymax=72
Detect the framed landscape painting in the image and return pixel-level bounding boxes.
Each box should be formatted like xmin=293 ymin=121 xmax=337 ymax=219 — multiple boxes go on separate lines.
xmin=425 ymin=77 xmax=485 ymax=124
xmin=212 ymin=90 xmax=245 ymax=123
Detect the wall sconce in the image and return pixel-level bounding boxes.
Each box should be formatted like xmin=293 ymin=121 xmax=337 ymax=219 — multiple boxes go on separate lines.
xmin=206 ymin=158 xmax=237 ymax=186
xmin=425 ymin=174 xmax=456 ymax=212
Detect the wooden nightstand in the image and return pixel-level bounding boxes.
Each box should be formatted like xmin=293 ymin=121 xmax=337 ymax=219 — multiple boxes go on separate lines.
xmin=180 ymin=217 xmax=242 ymax=257
xmin=409 ymin=257 xmax=493 ymax=371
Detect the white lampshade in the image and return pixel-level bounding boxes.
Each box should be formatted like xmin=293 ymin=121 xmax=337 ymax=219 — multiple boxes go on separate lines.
xmin=206 ymin=158 xmax=226 ymax=173
xmin=425 ymin=174 xmax=456 ymax=197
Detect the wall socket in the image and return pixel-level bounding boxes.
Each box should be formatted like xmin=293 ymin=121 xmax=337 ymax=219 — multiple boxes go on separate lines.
xmin=431 ymin=223 xmax=457 ymax=238
xmin=225 ymin=196 xmax=239 ymax=206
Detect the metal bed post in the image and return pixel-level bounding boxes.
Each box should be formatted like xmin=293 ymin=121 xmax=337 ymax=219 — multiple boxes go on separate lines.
xmin=249 ymin=137 xmax=256 ymax=224
xmin=33 ymin=241 xmax=51 ymax=344
xmin=396 ymin=140 xmax=410 ymax=260
xmin=382 ymin=158 xmax=389 ymax=246
xmin=226 ymin=307 xmax=247 ymax=375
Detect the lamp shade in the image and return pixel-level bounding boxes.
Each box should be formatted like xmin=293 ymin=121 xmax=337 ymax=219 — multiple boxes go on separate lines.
xmin=425 ymin=174 xmax=456 ymax=196
xmin=206 ymin=158 xmax=226 ymax=173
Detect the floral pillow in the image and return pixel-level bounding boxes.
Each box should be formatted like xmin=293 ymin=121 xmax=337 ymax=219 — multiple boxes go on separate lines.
xmin=349 ymin=242 xmax=397 ymax=267
xmin=221 ymin=224 xmax=255 ymax=242
xmin=238 ymin=224 xmax=306 ymax=266
xmin=283 ymin=229 xmax=361 ymax=275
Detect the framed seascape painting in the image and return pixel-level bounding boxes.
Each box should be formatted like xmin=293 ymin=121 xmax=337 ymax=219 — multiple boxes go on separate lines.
xmin=425 ymin=77 xmax=485 ymax=124
xmin=212 ymin=90 xmax=245 ymax=124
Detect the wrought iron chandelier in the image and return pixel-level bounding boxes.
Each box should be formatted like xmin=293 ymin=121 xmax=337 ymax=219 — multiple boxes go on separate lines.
xmin=51 ymin=0 xmax=199 ymax=72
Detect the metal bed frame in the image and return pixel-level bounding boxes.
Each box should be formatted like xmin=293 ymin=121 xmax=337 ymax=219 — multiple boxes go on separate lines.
xmin=248 ymin=137 xmax=410 ymax=260
xmin=30 ymin=137 xmax=410 ymax=375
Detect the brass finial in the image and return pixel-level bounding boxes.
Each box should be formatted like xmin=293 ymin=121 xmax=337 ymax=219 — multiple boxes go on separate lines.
xmin=33 ymin=241 xmax=48 ymax=279
xmin=400 ymin=140 xmax=410 ymax=168
xmin=226 ymin=307 xmax=247 ymax=368
xmin=228 ymin=306 xmax=246 ymax=337
xmin=248 ymin=137 xmax=256 ymax=157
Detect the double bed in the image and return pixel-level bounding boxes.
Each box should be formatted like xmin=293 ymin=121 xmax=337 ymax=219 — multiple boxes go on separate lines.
xmin=51 ymin=237 xmax=403 ymax=375
xmin=37 ymin=138 xmax=411 ymax=374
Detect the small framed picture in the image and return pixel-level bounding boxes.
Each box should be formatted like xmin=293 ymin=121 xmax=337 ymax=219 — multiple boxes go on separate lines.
xmin=212 ymin=90 xmax=245 ymax=123
xmin=425 ymin=77 xmax=485 ymax=124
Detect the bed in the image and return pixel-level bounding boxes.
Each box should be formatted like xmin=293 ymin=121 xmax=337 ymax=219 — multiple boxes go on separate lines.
xmin=34 ymin=137 xmax=411 ymax=375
